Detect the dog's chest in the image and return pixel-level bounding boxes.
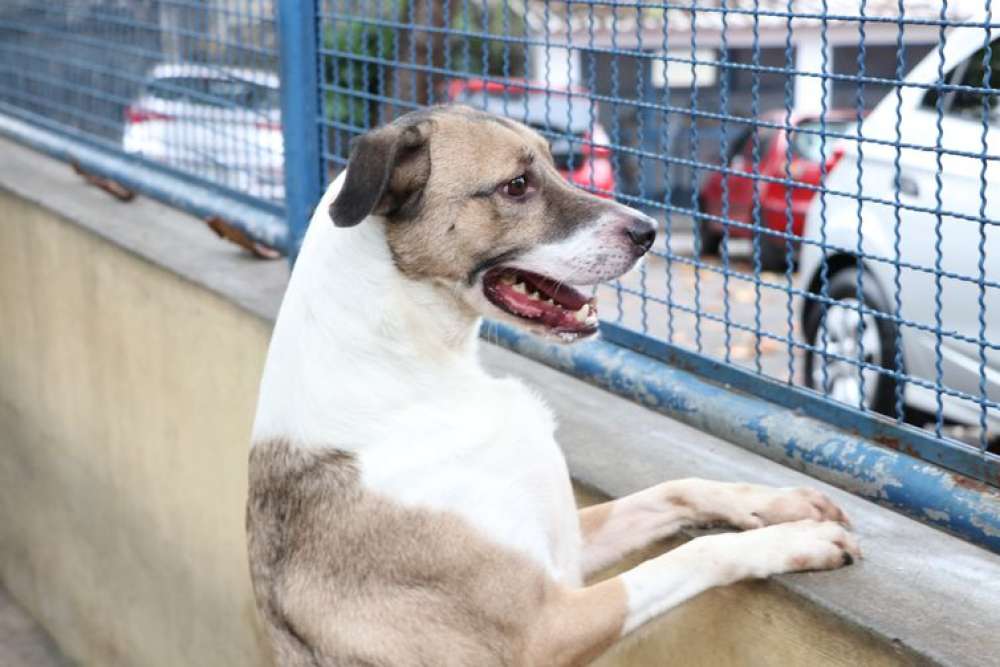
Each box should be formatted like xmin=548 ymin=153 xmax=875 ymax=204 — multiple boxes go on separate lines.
xmin=356 ymin=378 xmax=583 ymax=585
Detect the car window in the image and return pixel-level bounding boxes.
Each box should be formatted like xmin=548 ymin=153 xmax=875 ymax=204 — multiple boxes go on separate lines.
xmin=790 ymin=121 xmax=852 ymax=162
xmin=737 ymin=127 xmax=776 ymax=164
xmin=922 ymin=40 xmax=1000 ymax=125
xmin=146 ymin=76 xmax=279 ymax=110
xmin=727 ymin=128 xmax=753 ymax=161
xmin=949 ymin=44 xmax=1000 ymax=123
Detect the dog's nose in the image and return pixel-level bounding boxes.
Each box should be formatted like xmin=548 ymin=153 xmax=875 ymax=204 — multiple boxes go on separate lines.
xmin=624 ymin=218 xmax=657 ymax=255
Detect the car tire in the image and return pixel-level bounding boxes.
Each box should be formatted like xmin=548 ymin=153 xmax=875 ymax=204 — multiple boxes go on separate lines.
xmin=696 ymin=198 xmax=723 ymax=257
xmin=802 ymin=266 xmax=902 ymax=418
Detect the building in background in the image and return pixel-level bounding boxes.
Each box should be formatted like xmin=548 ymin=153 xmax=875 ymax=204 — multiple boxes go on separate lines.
xmin=524 ymin=1 xmax=974 ymax=206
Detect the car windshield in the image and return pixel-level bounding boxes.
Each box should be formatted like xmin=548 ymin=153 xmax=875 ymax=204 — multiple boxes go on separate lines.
xmin=790 ymin=121 xmax=852 ymax=162
xmin=454 ymin=89 xmax=595 ymax=134
xmin=146 ymin=76 xmax=279 ymax=110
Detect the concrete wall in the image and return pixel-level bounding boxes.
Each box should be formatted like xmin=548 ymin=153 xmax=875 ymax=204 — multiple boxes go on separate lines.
xmin=0 ymin=165 xmax=931 ymax=666
xmin=0 ymin=192 xmax=272 ymax=666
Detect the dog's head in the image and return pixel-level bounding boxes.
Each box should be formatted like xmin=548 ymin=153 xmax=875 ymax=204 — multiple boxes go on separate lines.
xmin=330 ymin=105 xmax=656 ymax=342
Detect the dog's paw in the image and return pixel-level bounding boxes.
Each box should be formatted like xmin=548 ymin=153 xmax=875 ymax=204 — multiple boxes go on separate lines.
xmin=696 ymin=519 xmax=862 ymax=583
xmin=750 ymin=519 xmax=862 ymax=576
xmin=710 ymin=483 xmax=851 ymax=530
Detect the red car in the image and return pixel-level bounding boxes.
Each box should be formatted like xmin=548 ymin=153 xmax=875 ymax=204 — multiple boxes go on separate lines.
xmin=446 ymin=79 xmax=615 ymax=198
xmin=697 ymin=110 xmax=853 ymax=270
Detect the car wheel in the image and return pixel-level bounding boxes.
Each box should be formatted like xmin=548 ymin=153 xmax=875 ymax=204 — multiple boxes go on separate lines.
xmin=802 ymin=267 xmax=901 ymax=417
xmin=696 ymin=198 xmax=723 ymax=257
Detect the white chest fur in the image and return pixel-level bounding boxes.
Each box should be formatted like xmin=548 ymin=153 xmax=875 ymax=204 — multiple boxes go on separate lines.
xmin=357 ymin=376 xmax=582 ymax=584
xmin=252 ymin=175 xmax=583 ymax=585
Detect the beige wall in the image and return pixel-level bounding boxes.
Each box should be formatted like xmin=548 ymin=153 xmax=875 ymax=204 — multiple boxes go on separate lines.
xmin=0 ymin=189 xmax=919 ymax=666
xmin=0 ymin=193 xmax=272 ymax=666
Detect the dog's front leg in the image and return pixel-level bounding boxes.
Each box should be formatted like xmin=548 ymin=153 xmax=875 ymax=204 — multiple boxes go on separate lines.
xmin=579 ymin=478 xmax=850 ymax=577
xmin=530 ymin=519 xmax=860 ymax=666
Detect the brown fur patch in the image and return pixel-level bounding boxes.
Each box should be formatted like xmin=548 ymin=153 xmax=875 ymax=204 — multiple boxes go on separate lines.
xmin=360 ymin=106 xmax=611 ymax=284
xmin=661 ymin=491 xmax=695 ymax=511
xmin=578 ymin=502 xmax=615 ymax=541
xmin=247 ymin=440 xmax=568 ymax=666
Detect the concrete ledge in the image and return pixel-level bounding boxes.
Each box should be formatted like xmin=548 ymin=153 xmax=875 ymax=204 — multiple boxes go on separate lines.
xmin=2 ymin=135 xmax=1000 ymax=666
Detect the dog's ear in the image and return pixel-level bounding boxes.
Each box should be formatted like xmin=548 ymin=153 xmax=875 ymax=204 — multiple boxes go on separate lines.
xmin=330 ymin=121 xmax=432 ymax=228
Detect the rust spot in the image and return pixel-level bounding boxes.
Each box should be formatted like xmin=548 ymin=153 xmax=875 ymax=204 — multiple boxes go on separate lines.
xmin=949 ymin=472 xmax=998 ymax=496
xmin=870 ymin=434 xmax=921 ymax=458
xmin=871 ymin=434 xmax=900 ymax=449
xmin=870 ymin=435 xmax=1000 ymax=488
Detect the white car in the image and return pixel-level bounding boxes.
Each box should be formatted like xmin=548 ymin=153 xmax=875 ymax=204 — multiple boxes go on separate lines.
xmin=798 ymin=27 xmax=999 ymax=437
xmin=122 ymin=64 xmax=284 ymax=201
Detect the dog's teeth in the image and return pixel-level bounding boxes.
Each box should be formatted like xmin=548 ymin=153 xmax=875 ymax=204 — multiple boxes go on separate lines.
xmin=574 ymin=307 xmax=588 ymax=323
xmin=544 ymin=297 xmax=555 ymax=305
xmin=512 ymin=282 xmax=526 ymax=294
xmin=500 ymin=275 xmax=516 ymax=285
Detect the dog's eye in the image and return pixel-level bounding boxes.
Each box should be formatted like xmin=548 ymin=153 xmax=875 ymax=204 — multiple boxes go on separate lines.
xmin=502 ymin=175 xmax=530 ymax=199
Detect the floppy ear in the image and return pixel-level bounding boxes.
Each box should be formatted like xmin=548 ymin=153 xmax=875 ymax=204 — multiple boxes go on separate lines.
xmin=330 ymin=121 xmax=431 ymax=228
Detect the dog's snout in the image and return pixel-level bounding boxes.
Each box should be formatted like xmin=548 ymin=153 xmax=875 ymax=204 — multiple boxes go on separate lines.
xmin=624 ymin=217 xmax=657 ymax=255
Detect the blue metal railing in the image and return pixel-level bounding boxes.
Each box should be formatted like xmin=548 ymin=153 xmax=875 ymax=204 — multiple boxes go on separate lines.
xmin=0 ymin=0 xmax=286 ymax=247
xmin=276 ymin=0 xmax=322 ymax=252
xmin=1 ymin=1 xmax=999 ymax=547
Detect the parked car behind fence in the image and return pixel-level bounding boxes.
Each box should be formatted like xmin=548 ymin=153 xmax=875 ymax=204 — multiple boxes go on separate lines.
xmin=799 ymin=32 xmax=1000 ymax=444
xmin=698 ymin=109 xmax=854 ymax=271
xmin=123 ymin=64 xmax=284 ymax=202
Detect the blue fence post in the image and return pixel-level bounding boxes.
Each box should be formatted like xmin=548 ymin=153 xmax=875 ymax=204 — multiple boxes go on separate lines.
xmin=278 ymin=0 xmax=324 ymax=263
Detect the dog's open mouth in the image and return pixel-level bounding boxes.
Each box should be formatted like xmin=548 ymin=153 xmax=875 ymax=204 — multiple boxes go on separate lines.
xmin=482 ymin=267 xmax=598 ymax=339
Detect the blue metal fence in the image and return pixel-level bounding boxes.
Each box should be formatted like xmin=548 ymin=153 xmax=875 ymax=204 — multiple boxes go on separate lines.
xmin=2 ymin=2 xmax=999 ymax=544
xmin=0 ymin=0 xmax=287 ymax=246
xmin=307 ymin=0 xmax=1000 ymax=487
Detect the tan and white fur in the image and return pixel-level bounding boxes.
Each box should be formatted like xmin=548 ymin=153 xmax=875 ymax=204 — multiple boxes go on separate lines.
xmin=247 ymin=106 xmax=859 ymax=667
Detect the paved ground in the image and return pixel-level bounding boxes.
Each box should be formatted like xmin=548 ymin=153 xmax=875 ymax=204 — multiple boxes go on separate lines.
xmin=0 ymin=587 xmax=72 ymax=667
xmin=596 ymin=228 xmax=803 ymax=383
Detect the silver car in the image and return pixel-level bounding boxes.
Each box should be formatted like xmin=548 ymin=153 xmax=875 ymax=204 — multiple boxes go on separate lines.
xmin=122 ymin=63 xmax=284 ymax=201
xmin=798 ymin=26 xmax=999 ymax=438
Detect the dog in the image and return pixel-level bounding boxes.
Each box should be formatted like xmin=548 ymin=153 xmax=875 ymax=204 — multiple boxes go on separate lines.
xmin=247 ymin=105 xmax=860 ymax=666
